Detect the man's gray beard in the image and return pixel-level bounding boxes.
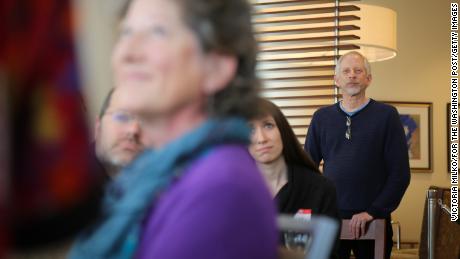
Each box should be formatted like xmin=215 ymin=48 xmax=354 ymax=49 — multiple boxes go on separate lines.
xmin=344 ymin=88 xmax=361 ymax=96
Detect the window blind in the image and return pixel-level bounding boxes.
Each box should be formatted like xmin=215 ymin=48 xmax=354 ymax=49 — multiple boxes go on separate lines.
xmin=251 ymin=0 xmax=360 ymax=143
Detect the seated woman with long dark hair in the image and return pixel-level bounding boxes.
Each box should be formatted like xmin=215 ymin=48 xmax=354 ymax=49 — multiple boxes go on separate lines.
xmin=249 ymin=98 xmax=340 ymax=258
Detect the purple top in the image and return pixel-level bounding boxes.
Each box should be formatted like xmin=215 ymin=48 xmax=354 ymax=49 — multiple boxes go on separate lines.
xmin=136 ymin=145 xmax=278 ymax=259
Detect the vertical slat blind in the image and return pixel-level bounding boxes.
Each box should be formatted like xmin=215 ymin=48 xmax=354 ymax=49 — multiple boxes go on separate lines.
xmin=251 ymin=0 xmax=360 ymax=144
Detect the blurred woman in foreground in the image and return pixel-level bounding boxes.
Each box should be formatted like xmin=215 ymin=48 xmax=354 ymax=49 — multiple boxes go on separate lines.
xmin=69 ymin=0 xmax=278 ymax=258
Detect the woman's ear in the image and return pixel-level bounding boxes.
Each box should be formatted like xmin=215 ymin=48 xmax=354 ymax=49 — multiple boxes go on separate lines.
xmin=202 ymin=52 xmax=237 ymax=95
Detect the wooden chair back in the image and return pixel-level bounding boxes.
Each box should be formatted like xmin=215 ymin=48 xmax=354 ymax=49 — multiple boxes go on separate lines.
xmin=340 ymin=219 xmax=386 ymax=259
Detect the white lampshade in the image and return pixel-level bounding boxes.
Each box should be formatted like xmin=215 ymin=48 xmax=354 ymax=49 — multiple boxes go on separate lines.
xmin=341 ymin=4 xmax=397 ymax=62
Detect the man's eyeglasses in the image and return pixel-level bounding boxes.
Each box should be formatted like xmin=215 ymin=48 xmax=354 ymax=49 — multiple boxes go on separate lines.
xmin=345 ymin=116 xmax=351 ymax=140
xmin=105 ymin=111 xmax=144 ymax=126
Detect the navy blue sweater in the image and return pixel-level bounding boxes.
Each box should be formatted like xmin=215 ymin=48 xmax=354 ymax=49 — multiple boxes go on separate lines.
xmin=304 ymin=99 xmax=410 ymax=219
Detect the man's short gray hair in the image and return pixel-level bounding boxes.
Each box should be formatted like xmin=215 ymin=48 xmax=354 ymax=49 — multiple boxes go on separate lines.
xmin=335 ymin=51 xmax=372 ymax=76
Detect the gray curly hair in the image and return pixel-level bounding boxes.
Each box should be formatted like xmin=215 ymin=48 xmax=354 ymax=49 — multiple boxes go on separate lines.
xmin=119 ymin=0 xmax=260 ymax=119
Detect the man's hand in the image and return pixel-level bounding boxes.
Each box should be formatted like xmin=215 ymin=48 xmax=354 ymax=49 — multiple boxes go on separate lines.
xmin=349 ymin=212 xmax=374 ymax=239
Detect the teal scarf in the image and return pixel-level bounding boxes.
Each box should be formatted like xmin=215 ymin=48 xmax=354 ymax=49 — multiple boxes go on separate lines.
xmin=69 ymin=118 xmax=250 ymax=259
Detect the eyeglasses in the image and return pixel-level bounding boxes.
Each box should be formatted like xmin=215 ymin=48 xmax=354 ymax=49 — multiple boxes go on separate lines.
xmin=105 ymin=110 xmax=144 ymax=126
xmin=345 ymin=116 xmax=351 ymax=140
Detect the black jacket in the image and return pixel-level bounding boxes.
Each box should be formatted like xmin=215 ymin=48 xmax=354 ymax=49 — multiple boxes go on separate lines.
xmin=275 ymin=164 xmax=340 ymax=259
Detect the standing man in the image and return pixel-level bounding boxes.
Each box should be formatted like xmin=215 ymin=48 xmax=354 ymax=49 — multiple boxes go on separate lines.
xmin=94 ymin=87 xmax=153 ymax=178
xmin=305 ymin=51 xmax=410 ymax=259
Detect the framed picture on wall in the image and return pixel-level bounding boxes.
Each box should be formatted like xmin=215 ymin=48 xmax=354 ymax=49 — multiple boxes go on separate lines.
xmin=383 ymin=101 xmax=432 ymax=172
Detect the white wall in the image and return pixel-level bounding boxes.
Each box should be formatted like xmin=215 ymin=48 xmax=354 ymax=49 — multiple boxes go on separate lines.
xmin=73 ymin=0 xmax=124 ymax=128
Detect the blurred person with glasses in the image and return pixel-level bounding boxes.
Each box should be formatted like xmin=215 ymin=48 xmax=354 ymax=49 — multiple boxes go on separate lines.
xmin=305 ymin=51 xmax=410 ymax=259
xmin=95 ymin=87 xmax=154 ymax=179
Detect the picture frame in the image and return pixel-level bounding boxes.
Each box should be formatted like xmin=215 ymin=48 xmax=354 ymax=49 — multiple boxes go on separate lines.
xmin=383 ymin=101 xmax=432 ymax=172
